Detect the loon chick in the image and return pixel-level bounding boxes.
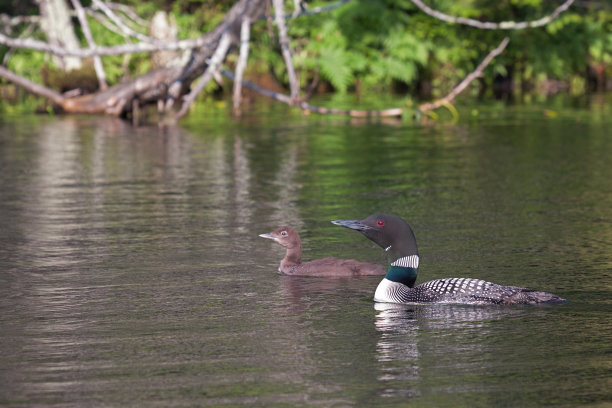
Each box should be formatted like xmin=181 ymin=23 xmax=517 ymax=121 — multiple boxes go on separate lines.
xmin=332 ymin=214 xmax=565 ymax=305
xmin=259 ymin=226 xmax=386 ymax=276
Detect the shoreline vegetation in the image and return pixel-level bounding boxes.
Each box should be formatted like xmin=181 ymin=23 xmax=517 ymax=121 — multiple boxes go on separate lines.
xmin=0 ymin=0 xmax=610 ymax=124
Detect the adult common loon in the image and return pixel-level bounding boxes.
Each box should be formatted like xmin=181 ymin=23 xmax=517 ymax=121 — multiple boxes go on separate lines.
xmin=259 ymin=226 xmax=386 ymax=276
xmin=332 ymin=213 xmax=566 ymax=305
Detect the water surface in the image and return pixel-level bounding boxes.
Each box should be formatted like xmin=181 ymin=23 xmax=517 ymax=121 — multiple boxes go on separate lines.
xmin=0 ymin=102 xmax=611 ymax=407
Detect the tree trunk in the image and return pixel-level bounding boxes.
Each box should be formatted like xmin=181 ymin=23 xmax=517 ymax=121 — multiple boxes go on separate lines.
xmin=36 ymin=0 xmax=82 ymax=71
xmin=59 ymin=0 xmax=267 ymax=117
xmin=149 ymin=11 xmax=178 ymax=69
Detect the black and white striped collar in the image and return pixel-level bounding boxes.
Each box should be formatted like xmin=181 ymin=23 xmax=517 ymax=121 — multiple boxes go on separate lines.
xmin=390 ymin=255 xmax=419 ymax=268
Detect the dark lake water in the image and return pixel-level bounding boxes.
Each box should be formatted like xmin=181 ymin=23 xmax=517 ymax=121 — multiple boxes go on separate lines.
xmin=1 ymin=100 xmax=611 ymax=407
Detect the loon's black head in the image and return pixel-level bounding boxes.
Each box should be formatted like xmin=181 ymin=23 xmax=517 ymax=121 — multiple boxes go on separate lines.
xmin=331 ymin=213 xmax=418 ymax=258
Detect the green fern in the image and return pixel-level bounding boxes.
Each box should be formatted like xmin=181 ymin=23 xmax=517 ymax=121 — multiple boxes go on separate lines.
xmin=383 ymin=28 xmax=429 ymax=66
xmin=319 ymin=47 xmax=354 ymax=93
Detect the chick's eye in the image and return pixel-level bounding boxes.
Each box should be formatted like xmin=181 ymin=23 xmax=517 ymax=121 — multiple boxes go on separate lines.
xmin=281 ymin=230 xmax=288 ymax=236
xmin=377 ymin=220 xmax=384 ymax=226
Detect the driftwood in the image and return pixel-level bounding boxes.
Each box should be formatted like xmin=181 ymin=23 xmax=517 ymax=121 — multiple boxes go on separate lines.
xmin=1 ymin=0 xmax=267 ymax=119
xmin=0 ymin=0 xmax=576 ymax=121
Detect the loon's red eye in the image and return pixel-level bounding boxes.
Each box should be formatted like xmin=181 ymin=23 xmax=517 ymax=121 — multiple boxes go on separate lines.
xmin=377 ymin=220 xmax=384 ymax=226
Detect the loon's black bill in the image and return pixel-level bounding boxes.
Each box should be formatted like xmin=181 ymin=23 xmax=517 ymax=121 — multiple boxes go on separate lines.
xmin=259 ymin=233 xmax=275 ymax=240
xmin=331 ymin=219 xmax=372 ymax=231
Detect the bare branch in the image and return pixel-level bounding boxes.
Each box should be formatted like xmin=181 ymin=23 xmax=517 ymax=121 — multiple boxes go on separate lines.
xmin=70 ymin=0 xmax=107 ymax=90
xmin=220 ymin=37 xmax=510 ymax=117
xmin=90 ymin=11 xmax=126 ymax=39
xmin=291 ymin=0 xmax=302 ymax=18
xmin=0 ymin=65 xmax=65 ymax=105
xmin=1 ymin=3 xmax=148 ymax=30
xmin=85 ymin=8 xmax=128 ymax=37
xmin=104 ymin=2 xmax=149 ymax=27
xmin=419 ymin=37 xmax=510 ymax=112
xmin=91 ymin=0 xmax=159 ymax=44
xmin=0 ymin=14 xmax=41 ymax=33
xmin=0 ymin=0 xmax=345 ymax=60
xmin=2 ymin=21 xmax=36 ymax=65
xmin=297 ymin=101 xmax=403 ymax=117
xmin=222 ymin=69 xmax=403 ymax=117
xmin=0 ymin=31 xmax=216 ymax=57
xmin=233 ymin=18 xmax=251 ymax=112
xmin=278 ymin=0 xmax=352 ymax=19
xmin=176 ymin=32 xmax=232 ymax=118
xmin=223 ymin=69 xmax=293 ymax=104
xmin=272 ymin=0 xmax=299 ymax=100
xmin=410 ymin=0 xmax=575 ymax=29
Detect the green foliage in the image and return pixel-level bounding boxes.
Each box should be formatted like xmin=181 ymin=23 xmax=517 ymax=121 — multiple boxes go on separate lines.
xmin=1 ymin=0 xmax=611 ymax=104
xmin=286 ymin=0 xmax=435 ymax=92
xmin=318 ymin=47 xmax=355 ymax=93
xmin=6 ymin=51 xmax=43 ymax=83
